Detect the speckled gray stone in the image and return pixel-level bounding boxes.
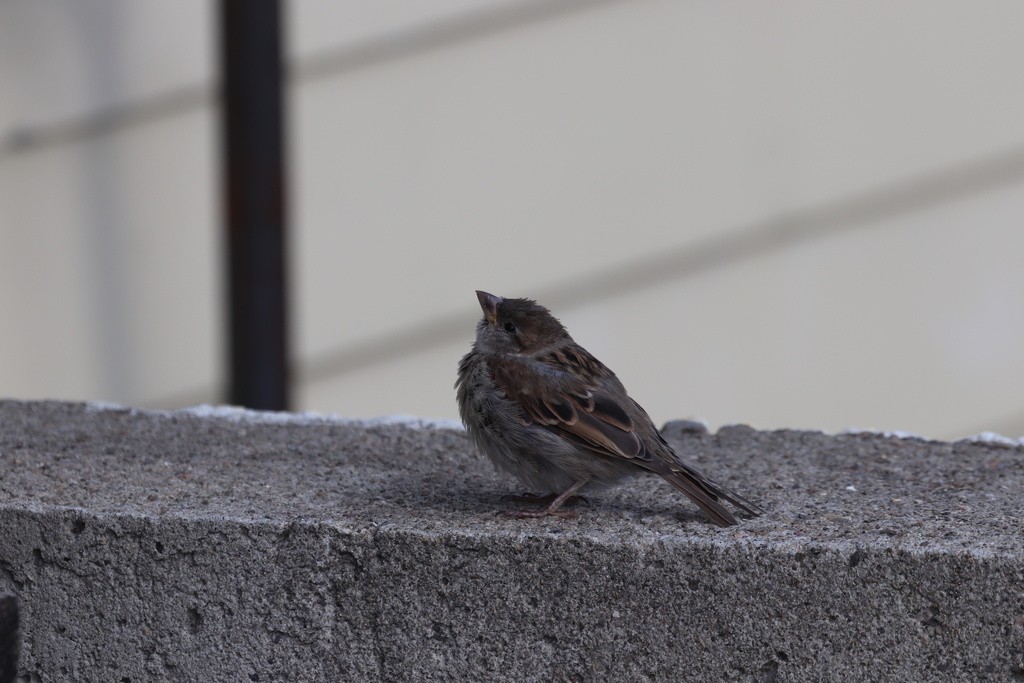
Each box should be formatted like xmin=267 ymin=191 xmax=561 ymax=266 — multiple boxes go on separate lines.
xmin=0 ymin=400 xmax=1022 ymax=681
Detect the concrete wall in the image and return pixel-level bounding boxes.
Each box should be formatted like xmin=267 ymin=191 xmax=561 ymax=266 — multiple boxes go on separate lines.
xmin=2 ymin=1 xmax=1024 ymax=439
xmin=0 ymin=400 xmax=1022 ymax=680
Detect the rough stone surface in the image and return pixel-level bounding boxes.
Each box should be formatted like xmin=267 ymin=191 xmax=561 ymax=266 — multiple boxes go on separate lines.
xmin=0 ymin=400 xmax=1022 ymax=682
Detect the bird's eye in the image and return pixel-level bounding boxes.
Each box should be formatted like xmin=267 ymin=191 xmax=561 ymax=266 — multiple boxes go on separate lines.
xmin=503 ymin=321 xmax=517 ymax=334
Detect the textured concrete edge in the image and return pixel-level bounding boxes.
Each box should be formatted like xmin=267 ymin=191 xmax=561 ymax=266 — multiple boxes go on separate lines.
xmin=1 ymin=497 xmax=1018 ymax=562
xmin=2 ymin=503 xmax=1024 ymax=681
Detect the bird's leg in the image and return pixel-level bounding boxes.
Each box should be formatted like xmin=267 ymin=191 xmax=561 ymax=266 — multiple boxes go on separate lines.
xmin=500 ymin=478 xmax=590 ymax=519
xmin=501 ymin=491 xmax=589 ymax=506
xmin=502 ymin=491 xmax=556 ymax=504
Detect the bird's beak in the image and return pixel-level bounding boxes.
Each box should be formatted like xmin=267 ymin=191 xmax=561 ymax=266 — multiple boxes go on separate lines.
xmin=475 ymin=290 xmax=502 ymax=325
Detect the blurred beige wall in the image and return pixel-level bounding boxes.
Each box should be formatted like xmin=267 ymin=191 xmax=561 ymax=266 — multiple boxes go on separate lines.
xmin=2 ymin=0 xmax=1023 ymax=440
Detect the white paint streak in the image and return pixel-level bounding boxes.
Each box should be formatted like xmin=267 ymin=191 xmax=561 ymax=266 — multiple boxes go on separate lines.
xmin=85 ymin=401 xmax=465 ymax=431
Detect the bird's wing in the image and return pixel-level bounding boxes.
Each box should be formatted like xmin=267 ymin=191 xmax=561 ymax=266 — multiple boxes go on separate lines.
xmin=485 ymin=353 xmax=653 ymax=462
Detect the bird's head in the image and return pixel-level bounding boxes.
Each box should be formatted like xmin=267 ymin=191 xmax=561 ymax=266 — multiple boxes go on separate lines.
xmin=472 ymin=290 xmax=570 ymax=355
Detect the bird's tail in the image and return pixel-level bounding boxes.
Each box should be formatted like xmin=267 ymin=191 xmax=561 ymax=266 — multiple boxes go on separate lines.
xmin=650 ymin=460 xmax=762 ymax=527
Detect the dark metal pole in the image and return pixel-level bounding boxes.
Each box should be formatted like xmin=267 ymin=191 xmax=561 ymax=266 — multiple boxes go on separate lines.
xmin=219 ymin=0 xmax=290 ymax=410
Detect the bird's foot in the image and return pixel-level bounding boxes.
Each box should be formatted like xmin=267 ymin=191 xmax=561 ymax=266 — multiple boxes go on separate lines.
xmin=498 ymin=507 xmax=580 ymax=519
xmin=497 ymin=479 xmax=591 ymax=519
xmin=501 ymin=492 xmax=588 ymax=506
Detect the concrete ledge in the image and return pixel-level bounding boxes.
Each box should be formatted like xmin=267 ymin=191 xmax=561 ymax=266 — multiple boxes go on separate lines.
xmin=1 ymin=400 xmax=1022 ymax=681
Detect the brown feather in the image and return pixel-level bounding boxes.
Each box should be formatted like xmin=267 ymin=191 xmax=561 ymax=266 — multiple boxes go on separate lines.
xmin=486 ymin=355 xmax=648 ymax=461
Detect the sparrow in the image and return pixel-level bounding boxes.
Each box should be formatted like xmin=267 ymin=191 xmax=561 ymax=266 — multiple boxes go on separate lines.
xmin=456 ymin=291 xmax=761 ymax=526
